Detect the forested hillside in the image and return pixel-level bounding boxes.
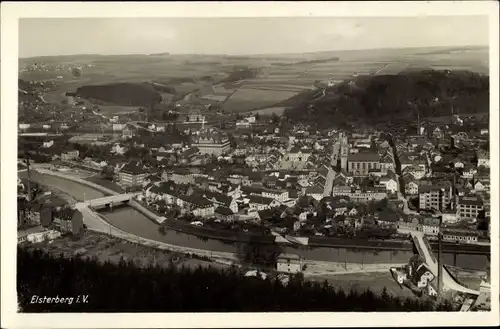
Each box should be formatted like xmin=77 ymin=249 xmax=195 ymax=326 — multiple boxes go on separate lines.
xmin=284 ymin=70 xmax=489 ymax=128
xmin=76 ymin=82 xmax=162 ymax=107
xmin=17 ymin=248 xmax=455 ymax=312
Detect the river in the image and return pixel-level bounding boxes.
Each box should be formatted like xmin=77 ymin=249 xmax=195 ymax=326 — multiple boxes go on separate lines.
xmin=20 ymin=171 xmax=489 ymax=270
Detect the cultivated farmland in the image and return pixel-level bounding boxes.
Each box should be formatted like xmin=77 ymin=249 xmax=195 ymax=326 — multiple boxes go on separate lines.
xmin=222 ymin=88 xmax=300 ymax=112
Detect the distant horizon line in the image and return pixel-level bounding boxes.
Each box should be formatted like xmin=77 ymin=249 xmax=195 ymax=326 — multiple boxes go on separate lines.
xmin=19 ymin=44 xmax=488 ymax=60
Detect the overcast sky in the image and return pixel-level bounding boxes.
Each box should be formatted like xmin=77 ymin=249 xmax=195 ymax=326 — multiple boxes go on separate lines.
xmin=19 ymin=16 xmax=489 ymax=58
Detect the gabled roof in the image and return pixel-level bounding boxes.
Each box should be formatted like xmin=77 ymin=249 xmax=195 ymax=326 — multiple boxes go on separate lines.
xmin=249 ymin=195 xmax=275 ymax=205
xmin=120 ymin=161 xmax=149 ymax=175
xmin=347 ymin=152 xmax=380 ymax=162
xmin=305 ymin=184 xmax=324 ymax=195
xmin=458 ymin=196 xmax=483 ymax=207
xmin=215 ymin=206 xmax=234 ymax=216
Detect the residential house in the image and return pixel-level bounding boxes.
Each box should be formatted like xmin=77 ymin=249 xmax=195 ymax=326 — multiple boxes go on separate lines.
xmin=305 ymin=184 xmax=324 ymax=201
xmin=442 ymin=230 xmax=478 ymax=244
xmin=379 ymin=172 xmax=399 ymax=194
xmin=461 ymin=166 xmax=477 ymax=179
xmin=263 ymin=175 xmax=279 ymax=189
xmin=379 ymin=152 xmax=395 ymax=174
xmin=60 ymin=149 xmax=79 ymax=161
xmin=214 ymin=206 xmax=234 ymax=222
xmin=404 ymin=177 xmax=419 ymax=195
xmin=276 ymin=253 xmax=303 ymax=274
xmin=112 ymin=123 xmax=127 ymax=131
xmin=180 ymin=194 xmax=215 ymax=218
xmin=432 ymin=127 xmax=443 ymax=139
xmin=52 ymin=208 xmax=84 ymax=237
xmin=421 ymin=217 xmax=440 ymax=236
xmin=441 ymin=211 xmax=458 ymax=224
xmin=451 ymin=157 xmax=465 ymax=169
xmin=168 ymin=169 xmax=196 ymax=185
xmin=397 ymin=217 xmax=420 ymax=234
xmin=400 ymin=153 xmax=427 ymax=172
xmin=17 ymin=226 xmax=61 ymax=244
xmin=331 ymin=186 xmax=387 ymax=202
xmin=191 ymin=127 xmax=231 ymax=155
xmin=474 ymin=179 xmax=490 ymax=192
xmin=111 ymin=143 xmax=127 ymax=155
xmin=200 ymin=190 xmax=239 ymax=214
xmin=288 ymin=147 xmax=312 ymax=163
xmin=262 ymin=189 xmax=289 ymax=202
xmin=248 ymin=195 xmax=280 ymax=211
xmin=42 ymin=140 xmax=54 ymax=148
xmin=477 ymin=150 xmax=489 ymax=168
xmin=402 ymin=165 xmax=426 ymax=180
xmin=122 ymin=126 xmax=135 ymax=138
xmin=179 ymin=147 xmax=199 ymax=163
xmin=333 ymin=171 xmax=354 ymax=186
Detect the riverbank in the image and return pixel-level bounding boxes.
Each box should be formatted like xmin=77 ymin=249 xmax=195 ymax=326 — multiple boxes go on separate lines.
xmin=27 ymin=169 xmax=490 ymax=259
xmin=135 ymin=199 xmax=490 ymax=255
xmin=133 ymin=199 xmax=276 ymax=244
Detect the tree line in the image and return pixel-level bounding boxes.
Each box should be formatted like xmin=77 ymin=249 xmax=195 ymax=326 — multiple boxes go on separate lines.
xmin=17 ymin=248 xmax=455 ymax=312
xmin=284 ymin=69 xmax=489 ymax=129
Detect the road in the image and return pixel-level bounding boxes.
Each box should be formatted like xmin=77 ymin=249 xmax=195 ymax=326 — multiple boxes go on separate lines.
xmin=75 ymin=201 xmax=237 ymax=261
xmin=411 ymin=231 xmax=479 ymax=295
xmin=27 ymin=169 xmax=490 ymax=258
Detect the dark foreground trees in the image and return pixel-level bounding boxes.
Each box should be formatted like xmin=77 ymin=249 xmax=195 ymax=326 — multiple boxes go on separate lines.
xmin=236 ymin=240 xmax=282 ymax=268
xmin=17 ymin=248 xmax=455 ymax=312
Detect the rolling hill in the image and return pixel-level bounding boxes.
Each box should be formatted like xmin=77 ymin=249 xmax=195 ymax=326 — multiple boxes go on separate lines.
xmin=284 ymin=69 xmax=489 ymax=128
xmin=75 ymin=82 xmax=162 ymax=107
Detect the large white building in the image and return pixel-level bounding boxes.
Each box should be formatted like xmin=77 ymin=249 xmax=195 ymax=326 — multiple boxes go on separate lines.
xmin=347 ymin=152 xmax=380 ymax=177
xmin=276 ymin=253 xmax=303 ymax=274
xmin=119 ymin=161 xmax=150 ymax=187
xmin=418 ymin=183 xmax=453 ymax=212
xmin=457 ymin=196 xmax=483 ymax=221
xmin=191 ymin=127 xmax=231 ymax=156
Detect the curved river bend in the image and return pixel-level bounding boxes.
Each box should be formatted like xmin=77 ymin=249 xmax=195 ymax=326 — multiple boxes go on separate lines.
xmin=21 ymin=171 xmax=489 ymax=270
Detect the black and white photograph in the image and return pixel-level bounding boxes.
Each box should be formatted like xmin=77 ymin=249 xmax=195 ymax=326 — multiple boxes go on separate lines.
xmin=1 ymin=1 xmax=499 ymax=328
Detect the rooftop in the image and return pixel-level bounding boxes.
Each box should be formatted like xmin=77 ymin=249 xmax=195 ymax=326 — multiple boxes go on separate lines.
xmin=347 ymin=152 xmax=380 ymax=162
xmin=248 ymin=195 xmax=276 ymax=205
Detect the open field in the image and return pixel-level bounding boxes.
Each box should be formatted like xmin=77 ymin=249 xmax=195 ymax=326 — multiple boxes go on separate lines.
xmin=222 ymin=88 xmax=300 ymax=112
xmin=247 ymin=106 xmax=287 ymax=116
xmin=306 ymin=271 xmax=416 ymax=298
xmin=84 ymin=102 xmax=138 ymax=115
xmin=21 ymin=46 xmax=488 ymax=113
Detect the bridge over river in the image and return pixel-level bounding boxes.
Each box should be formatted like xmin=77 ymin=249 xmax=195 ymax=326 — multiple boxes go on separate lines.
xmin=20 ymin=169 xmax=491 ymax=271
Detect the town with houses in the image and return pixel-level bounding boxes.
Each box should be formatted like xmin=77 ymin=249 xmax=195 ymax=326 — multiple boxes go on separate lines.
xmin=17 ymin=82 xmax=491 ymax=250
xmin=9 ymin=12 xmax=496 ymax=317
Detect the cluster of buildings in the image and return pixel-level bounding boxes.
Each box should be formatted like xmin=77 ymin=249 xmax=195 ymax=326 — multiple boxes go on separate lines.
xmin=17 ymin=180 xmax=84 ymax=245
xmin=18 ymin=94 xmax=490 ymax=244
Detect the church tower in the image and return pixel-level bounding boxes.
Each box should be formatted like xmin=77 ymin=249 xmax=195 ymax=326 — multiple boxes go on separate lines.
xmin=340 ymin=133 xmax=349 ymax=171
